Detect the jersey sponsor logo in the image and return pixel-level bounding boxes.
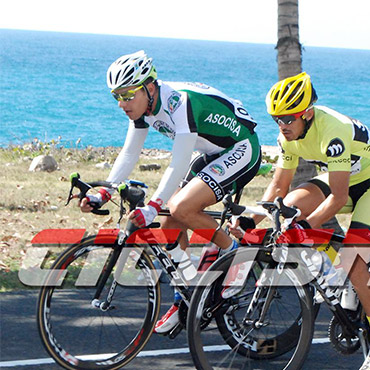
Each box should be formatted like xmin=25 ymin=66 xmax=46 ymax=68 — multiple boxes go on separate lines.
xmin=204 ymin=113 xmax=241 ymax=136
xmin=282 ymin=155 xmax=293 ymax=161
xmin=328 ymin=158 xmax=351 ymax=164
xmin=326 ymin=138 xmax=345 ymax=157
xmin=223 ymin=143 xmax=249 ymax=168
xmin=167 ymin=91 xmax=182 ymax=114
xmin=197 ymin=172 xmax=223 ymax=201
xmin=209 ymin=164 xmax=225 ymax=176
xmin=350 ymin=117 xmax=370 ymax=144
xmin=153 ymin=120 xmax=175 ymax=139
xmin=364 ymin=145 xmax=370 ymax=152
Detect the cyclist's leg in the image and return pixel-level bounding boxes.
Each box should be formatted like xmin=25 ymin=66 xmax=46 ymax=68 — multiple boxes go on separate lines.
xmin=170 ymin=138 xmax=261 ymax=250
xmin=283 ymin=177 xmax=327 ymax=218
xmin=161 ymin=153 xmax=223 ymax=249
xmin=344 ymin=186 xmax=370 ymax=319
xmin=306 ymin=176 xmax=370 ymax=323
xmin=161 ymin=188 xmax=190 ymax=249
xmin=171 ymin=178 xmax=233 ymax=249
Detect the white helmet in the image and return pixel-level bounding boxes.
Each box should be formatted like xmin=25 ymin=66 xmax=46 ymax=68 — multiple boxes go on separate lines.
xmin=107 ymin=50 xmax=157 ymax=90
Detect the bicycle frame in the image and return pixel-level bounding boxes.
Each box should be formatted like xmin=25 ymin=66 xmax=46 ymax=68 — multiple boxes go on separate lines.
xmin=243 ymin=225 xmax=368 ymax=356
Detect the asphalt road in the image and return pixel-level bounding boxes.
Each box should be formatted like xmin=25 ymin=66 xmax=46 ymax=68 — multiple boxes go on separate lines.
xmin=0 ymin=287 xmax=366 ymax=370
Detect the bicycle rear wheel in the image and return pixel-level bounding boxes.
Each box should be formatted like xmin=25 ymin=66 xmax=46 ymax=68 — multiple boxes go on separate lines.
xmin=37 ymin=236 xmax=161 ymax=370
xmin=187 ymin=248 xmax=315 ymax=370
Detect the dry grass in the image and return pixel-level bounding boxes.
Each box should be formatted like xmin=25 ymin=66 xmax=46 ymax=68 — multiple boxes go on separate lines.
xmin=0 ymin=144 xmax=350 ymax=290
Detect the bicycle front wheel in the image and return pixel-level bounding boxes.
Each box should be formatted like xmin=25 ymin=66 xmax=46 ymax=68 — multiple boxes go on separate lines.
xmin=37 ymin=236 xmax=161 ymax=370
xmin=187 ymin=248 xmax=315 ymax=370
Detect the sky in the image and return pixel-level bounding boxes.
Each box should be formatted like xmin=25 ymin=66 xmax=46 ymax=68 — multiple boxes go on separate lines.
xmin=1 ymin=0 xmax=370 ymax=50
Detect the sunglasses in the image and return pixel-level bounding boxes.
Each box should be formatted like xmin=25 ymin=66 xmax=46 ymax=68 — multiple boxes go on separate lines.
xmin=272 ymin=109 xmax=309 ymax=125
xmin=111 ymin=85 xmax=143 ymax=102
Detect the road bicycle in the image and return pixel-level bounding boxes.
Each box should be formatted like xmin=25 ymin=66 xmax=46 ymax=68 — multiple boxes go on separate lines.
xmin=37 ymin=171 xmax=271 ymax=370
xmin=187 ymin=195 xmax=370 ymax=369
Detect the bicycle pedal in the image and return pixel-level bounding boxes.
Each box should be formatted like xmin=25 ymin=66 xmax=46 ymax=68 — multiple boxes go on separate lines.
xmin=167 ymin=322 xmax=184 ymax=339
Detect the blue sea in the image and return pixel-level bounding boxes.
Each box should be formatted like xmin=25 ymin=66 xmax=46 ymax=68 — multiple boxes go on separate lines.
xmin=1 ymin=29 xmax=370 ymax=149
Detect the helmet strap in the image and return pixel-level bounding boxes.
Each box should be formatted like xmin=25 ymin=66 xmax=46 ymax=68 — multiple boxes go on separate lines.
xmin=142 ymin=84 xmax=155 ymax=116
xmin=297 ymin=118 xmax=313 ymax=140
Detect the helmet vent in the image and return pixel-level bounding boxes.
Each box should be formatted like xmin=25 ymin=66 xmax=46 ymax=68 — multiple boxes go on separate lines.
xmin=119 ymin=58 xmax=129 ymax=65
xmin=287 ymin=82 xmax=304 ymax=109
xmin=122 ymin=76 xmax=132 ymax=86
xmin=107 ymin=51 xmax=156 ymax=90
xmin=115 ymin=70 xmax=122 ymax=85
xmin=126 ymin=66 xmax=134 ymax=78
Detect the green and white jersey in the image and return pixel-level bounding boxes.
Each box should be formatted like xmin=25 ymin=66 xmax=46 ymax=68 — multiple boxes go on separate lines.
xmin=277 ymin=106 xmax=370 ymax=186
xmin=134 ymin=80 xmax=258 ymax=154
xmin=107 ymin=80 xmax=260 ymax=205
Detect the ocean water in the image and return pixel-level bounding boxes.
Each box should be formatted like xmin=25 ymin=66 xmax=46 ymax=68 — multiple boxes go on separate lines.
xmin=1 ymin=29 xmax=369 ymax=150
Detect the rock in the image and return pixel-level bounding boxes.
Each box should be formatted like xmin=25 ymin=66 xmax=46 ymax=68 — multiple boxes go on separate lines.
xmin=29 ymin=155 xmax=58 ymax=172
xmin=139 ymin=163 xmax=161 ymax=171
xmin=95 ymin=162 xmax=111 ymax=169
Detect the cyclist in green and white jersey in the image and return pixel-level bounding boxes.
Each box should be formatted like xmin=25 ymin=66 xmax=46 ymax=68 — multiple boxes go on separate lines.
xmin=230 ymin=72 xmax=370 ymax=370
xmin=80 ymin=50 xmax=261 ymax=333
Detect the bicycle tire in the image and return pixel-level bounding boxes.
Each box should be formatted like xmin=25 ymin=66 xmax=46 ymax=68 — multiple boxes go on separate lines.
xmin=37 ymin=236 xmax=161 ymax=370
xmin=187 ymin=247 xmax=315 ymax=370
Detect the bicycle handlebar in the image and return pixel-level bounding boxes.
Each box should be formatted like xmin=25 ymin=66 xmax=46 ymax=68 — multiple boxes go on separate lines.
xmin=66 ymin=172 xmax=147 ymax=216
xmin=222 ymin=193 xmax=301 ymax=230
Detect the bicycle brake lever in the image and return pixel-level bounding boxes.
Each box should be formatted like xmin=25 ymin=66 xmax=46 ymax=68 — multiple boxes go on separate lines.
xmin=275 ymin=197 xmax=300 ymax=219
xmin=65 ymin=185 xmax=74 ymax=206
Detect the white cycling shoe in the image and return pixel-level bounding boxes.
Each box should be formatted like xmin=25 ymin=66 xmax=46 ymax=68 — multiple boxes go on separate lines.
xmin=154 ymin=304 xmax=179 ymax=334
xmin=221 ymin=261 xmax=251 ymax=299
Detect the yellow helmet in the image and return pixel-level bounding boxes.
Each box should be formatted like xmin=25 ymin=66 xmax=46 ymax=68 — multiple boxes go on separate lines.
xmin=266 ymin=72 xmax=317 ymax=116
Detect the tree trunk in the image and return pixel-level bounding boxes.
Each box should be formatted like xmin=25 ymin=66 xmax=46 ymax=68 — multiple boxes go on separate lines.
xmin=277 ymin=0 xmax=302 ymax=80
xmin=276 ymin=0 xmax=343 ymax=235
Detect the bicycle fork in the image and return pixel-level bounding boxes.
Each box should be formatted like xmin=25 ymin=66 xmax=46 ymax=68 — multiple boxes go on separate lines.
xmin=91 ymin=244 xmax=125 ymax=311
xmin=242 ymin=262 xmax=281 ymax=329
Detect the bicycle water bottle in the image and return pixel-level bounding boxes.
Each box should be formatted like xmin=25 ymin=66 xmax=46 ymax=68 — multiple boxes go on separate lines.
xmin=341 ymin=280 xmax=359 ymax=311
xmin=166 ymin=243 xmax=197 ymax=281
xmin=197 ymin=243 xmax=220 ymax=273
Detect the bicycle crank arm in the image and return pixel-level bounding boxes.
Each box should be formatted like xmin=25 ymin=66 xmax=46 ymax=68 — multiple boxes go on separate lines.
xmin=167 ymin=322 xmax=184 ymax=339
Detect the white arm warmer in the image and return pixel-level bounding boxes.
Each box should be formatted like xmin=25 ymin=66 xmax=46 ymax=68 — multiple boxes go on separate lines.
xmin=151 ymin=132 xmax=198 ymax=204
xmin=106 ymin=123 xmax=148 ymax=184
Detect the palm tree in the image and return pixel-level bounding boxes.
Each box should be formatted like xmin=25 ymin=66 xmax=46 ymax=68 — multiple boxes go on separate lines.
xmin=276 ymin=0 xmax=302 ymax=80
xmin=276 ymin=0 xmax=343 ymax=235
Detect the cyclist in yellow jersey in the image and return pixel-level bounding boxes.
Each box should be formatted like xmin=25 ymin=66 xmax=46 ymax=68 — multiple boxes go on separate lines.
xmin=230 ymin=72 xmax=370 ymax=369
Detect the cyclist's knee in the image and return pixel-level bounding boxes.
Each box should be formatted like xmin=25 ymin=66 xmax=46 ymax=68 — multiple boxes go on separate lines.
xmin=284 ymin=183 xmax=325 ymax=215
xmin=169 ymin=201 xmax=186 ymax=221
xmin=169 ymin=200 xmax=199 ymax=223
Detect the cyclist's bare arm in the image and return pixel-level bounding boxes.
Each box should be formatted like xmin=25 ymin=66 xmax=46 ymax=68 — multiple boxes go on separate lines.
xmin=227 ymin=167 xmax=294 ymax=236
xmin=252 ymin=167 xmax=295 ymax=224
xmin=305 ymin=170 xmax=350 ymax=228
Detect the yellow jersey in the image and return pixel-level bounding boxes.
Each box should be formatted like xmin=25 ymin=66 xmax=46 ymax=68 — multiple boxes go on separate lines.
xmin=277 ymin=106 xmax=370 ymax=186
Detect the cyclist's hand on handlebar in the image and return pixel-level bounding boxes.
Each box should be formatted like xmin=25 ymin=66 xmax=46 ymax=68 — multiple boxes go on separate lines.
xmin=227 ymin=216 xmax=256 ymax=239
xmin=78 ymin=188 xmax=111 ymax=213
xmin=227 ymin=218 xmax=244 ymax=239
xmin=129 ymin=199 xmax=162 ymax=228
xmin=79 ymin=197 xmax=94 ymax=213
